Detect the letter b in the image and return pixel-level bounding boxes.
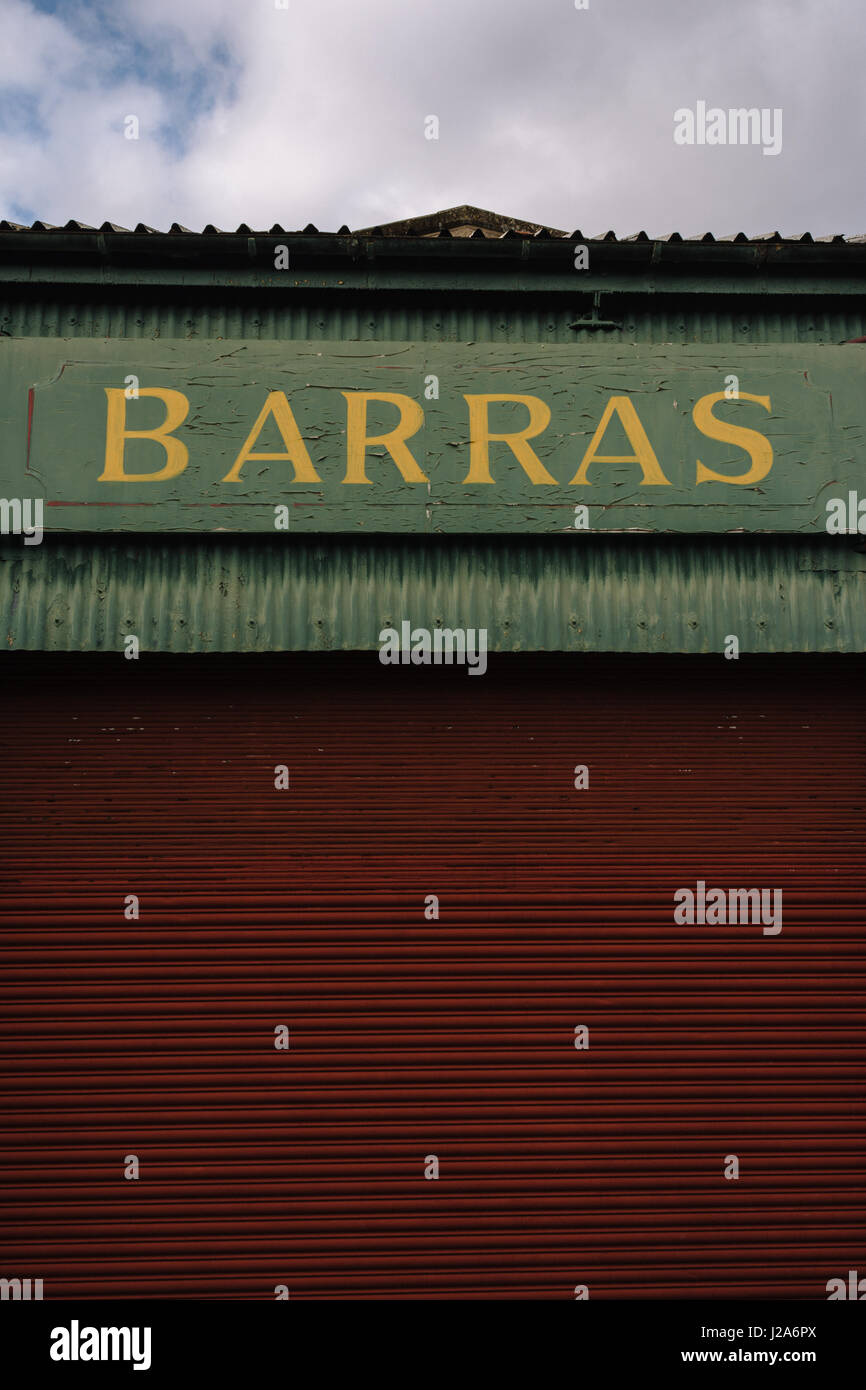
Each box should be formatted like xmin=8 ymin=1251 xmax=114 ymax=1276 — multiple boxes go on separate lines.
xmin=100 ymin=388 xmax=189 ymax=482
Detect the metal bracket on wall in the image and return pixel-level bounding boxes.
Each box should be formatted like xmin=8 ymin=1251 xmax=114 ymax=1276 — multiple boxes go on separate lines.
xmin=569 ymin=292 xmax=622 ymax=331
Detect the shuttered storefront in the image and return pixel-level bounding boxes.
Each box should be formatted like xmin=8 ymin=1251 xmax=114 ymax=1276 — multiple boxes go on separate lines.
xmin=1 ymin=651 xmax=863 ymax=1299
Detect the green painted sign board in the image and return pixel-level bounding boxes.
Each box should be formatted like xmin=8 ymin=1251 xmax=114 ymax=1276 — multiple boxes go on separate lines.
xmin=0 ymin=340 xmax=862 ymax=532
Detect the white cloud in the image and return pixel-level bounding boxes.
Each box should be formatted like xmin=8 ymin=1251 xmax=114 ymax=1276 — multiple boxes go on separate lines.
xmin=0 ymin=0 xmax=863 ymax=234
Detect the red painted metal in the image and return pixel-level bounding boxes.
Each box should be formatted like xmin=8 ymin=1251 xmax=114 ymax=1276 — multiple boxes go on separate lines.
xmin=0 ymin=654 xmax=863 ymax=1299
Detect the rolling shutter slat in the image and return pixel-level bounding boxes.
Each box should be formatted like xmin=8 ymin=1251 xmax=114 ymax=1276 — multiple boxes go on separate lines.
xmin=0 ymin=654 xmax=864 ymax=1298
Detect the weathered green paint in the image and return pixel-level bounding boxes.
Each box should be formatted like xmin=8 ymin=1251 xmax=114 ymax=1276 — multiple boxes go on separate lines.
xmin=2 ymin=296 xmax=861 ymax=346
xmin=2 ymin=340 xmax=863 ymax=533
xmin=2 ymin=538 xmax=863 ymax=652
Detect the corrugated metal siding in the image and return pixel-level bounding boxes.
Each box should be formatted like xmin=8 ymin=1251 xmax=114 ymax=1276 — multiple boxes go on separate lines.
xmin=0 ymin=652 xmax=863 ymax=1298
xmin=2 ymin=539 xmax=864 ymax=654
xmin=1 ymin=297 xmax=864 ymax=343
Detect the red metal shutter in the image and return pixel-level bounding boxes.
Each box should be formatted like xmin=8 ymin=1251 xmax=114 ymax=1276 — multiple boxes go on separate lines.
xmin=1 ymin=653 xmax=863 ymax=1298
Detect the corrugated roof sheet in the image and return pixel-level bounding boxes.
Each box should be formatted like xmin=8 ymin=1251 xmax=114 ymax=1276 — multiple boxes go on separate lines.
xmin=0 ymin=203 xmax=861 ymax=243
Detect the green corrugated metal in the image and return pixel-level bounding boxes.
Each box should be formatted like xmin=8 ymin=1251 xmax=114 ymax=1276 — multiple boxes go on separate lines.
xmin=1 ymin=296 xmax=864 ymax=343
xmin=2 ymin=539 xmax=864 ymax=653
xmin=3 ymin=236 xmax=864 ymax=653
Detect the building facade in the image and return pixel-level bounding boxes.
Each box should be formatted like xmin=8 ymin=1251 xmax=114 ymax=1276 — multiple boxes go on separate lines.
xmin=0 ymin=206 xmax=864 ymax=1298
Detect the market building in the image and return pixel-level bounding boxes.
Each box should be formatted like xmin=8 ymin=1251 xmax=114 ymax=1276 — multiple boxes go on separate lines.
xmin=0 ymin=205 xmax=864 ymax=1298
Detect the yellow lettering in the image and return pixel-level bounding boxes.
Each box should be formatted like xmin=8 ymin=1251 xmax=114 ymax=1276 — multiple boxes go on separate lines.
xmin=222 ymin=391 xmax=321 ymax=483
xmin=570 ymin=397 xmax=670 ymax=485
xmin=462 ymin=394 xmax=555 ymax=484
xmin=341 ymin=392 xmax=427 ymax=484
xmin=693 ymin=390 xmax=773 ymax=483
xmin=100 ymin=387 xmax=189 ymax=482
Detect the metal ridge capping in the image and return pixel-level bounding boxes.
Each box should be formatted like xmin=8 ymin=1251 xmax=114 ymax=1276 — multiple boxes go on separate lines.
xmin=0 ymin=220 xmax=863 ymax=244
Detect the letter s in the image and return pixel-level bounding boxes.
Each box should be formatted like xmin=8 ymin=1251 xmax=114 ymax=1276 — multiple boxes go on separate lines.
xmin=693 ymin=390 xmax=773 ymax=484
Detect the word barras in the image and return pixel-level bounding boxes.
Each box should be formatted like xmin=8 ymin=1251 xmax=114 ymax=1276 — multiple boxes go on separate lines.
xmin=99 ymin=387 xmax=775 ymax=486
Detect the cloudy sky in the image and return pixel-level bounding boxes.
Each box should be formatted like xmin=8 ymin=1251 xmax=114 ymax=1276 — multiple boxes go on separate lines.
xmin=0 ymin=0 xmax=862 ymax=237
